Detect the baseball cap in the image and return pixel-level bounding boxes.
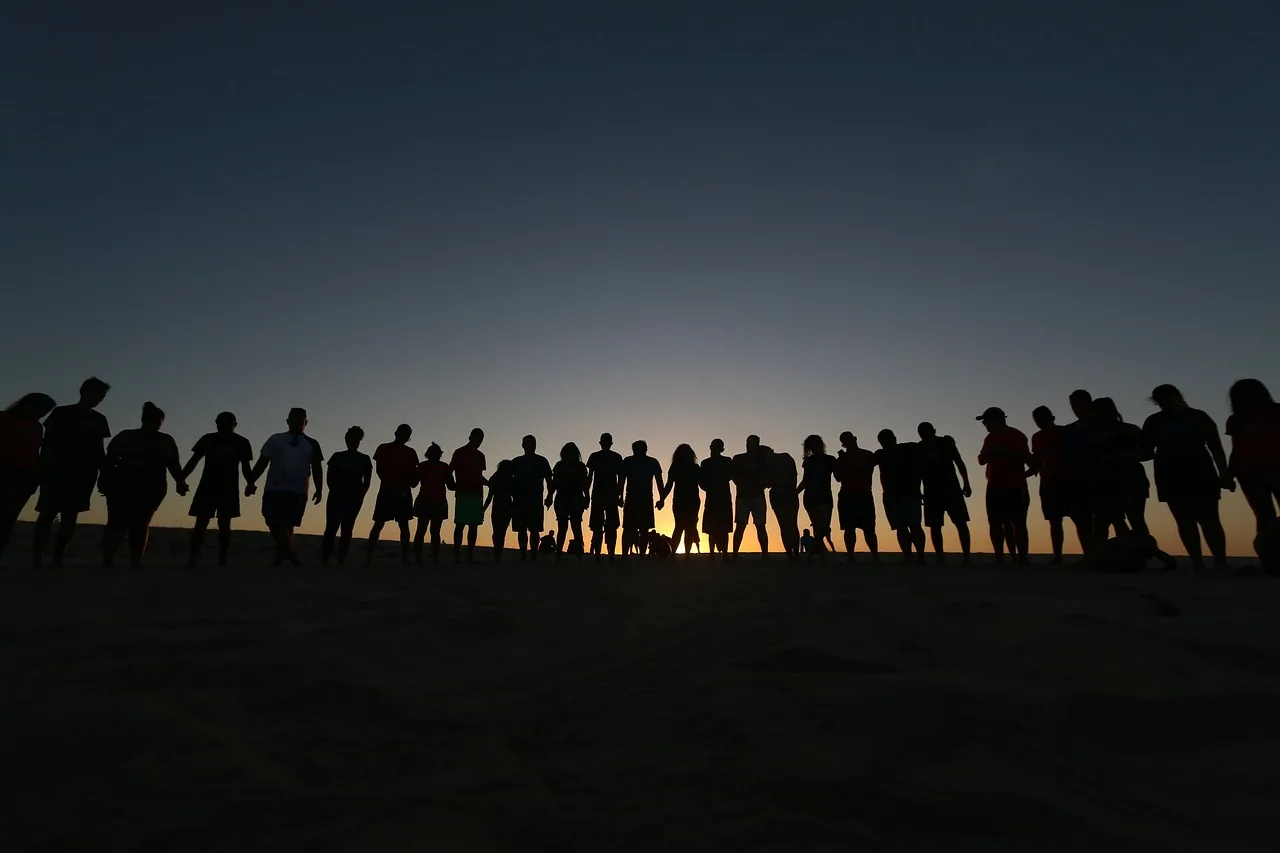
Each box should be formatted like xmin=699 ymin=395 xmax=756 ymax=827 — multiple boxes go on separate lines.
xmin=976 ymin=406 xmax=1006 ymax=422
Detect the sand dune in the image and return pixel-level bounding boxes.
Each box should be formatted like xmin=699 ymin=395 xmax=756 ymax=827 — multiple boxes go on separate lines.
xmin=3 ymin=523 xmax=1280 ymax=851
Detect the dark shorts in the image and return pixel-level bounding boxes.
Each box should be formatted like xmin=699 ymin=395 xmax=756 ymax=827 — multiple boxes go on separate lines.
xmin=1155 ymin=468 xmax=1220 ymax=506
xmin=372 ymin=487 xmax=413 ymax=523
xmin=735 ymin=492 xmax=768 ymax=528
xmin=882 ymin=490 xmax=921 ymax=531
xmin=838 ymin=491 xmax=876 ymax=531
xmin=986 ymin=487 xmax=1030 ymax=523
xmin=263 ymin=490 xmax=307 ymax=528
xmin=190 ymin=483 xmax=241 ymax=520
xmin=589 ymin=495 xmax=619 ymax=532
xmin=326 ymin=491 xmax=364 ymax=528
xmin=555 ymin=494 xmax=587 ymax=522
xmin=36 ymin=468 xmax=98 ymax=515
xmin=923 ymin=488 xmax=969 ymax=528
xmin=511 ymin=499 xmax=544 ymax=533
xmin=624 ymin=499 xmax=655 ymax=533
xmin=804 ymin=496 xmax=834 ymax=535
xmin=414 ymin=497 xmax=449 ymax=522
xmin=1038 ymin=483 xmax=1068 ymax=521
xmin=107 ymin=487 xmax=165 ymax=525
xmin=0 ymin=468 xmax=39 ymax=518
xmin=491 ymin=498 xmax=513 ymax=532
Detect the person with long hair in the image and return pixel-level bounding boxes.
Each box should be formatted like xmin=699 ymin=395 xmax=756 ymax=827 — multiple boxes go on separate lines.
xmin=1142 ymin=384 xmax=1231 ymax=572
xmin=182 ymin=411 xmax=254 ymax=566
xmin=0 ymin=392 xmax=56 ymax=562
xmin=547 ymin=442 xmax=589 ymax=560
xmin=1226 ymin=378 xmax=1280 ymax=560
xmin=661 ymin=443 xmax=702 ymax=558
xmin=700 ymin=439 xmax=733 ymax=558
xmin=768 ymin=448 xmax=802 ymax=559
xmin=797 ymin=434 xmax=836 ymax=562
xmin=1089 ymin=397 xmax=1154 ymax=541
xmin=413 ymin=443 xmax=453 ymax=564
xmin=100 ymin=402 xmax=188 ymax=567
xmin=483 ymin=459 xmax=515 ymax=562
xmin=33 ymin=377 xmax=111 ymax=567
xmin=321 ymin=427 xmax=372 ymax=565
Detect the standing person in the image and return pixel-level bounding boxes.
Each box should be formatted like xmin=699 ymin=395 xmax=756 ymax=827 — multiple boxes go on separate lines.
xmin=182 ymin=412 xmax=254 ymax=566
xmin=547 ymin=442 xmax=589 ymax=560
xmin=1142 ymin=385 xmax=1232 ymax=572
xmin=412 ymin=443 xmax=453 ymax=564
xmin=449 ymin=428 xmax=487 ymax=563
xmin=976 ymin=407 xmax=1033 ymax=566
xmin=731 ymin=435 xmax=771 ymax=558
xmin=833 ymin=432 xmax=878 ymax=563
xmin=367 ymin=424 xmax=418 ymax=565
xmin=510 ymin=436 xmax=553 ymax=561
xmin=1226 ymin=379 xmax=1280 ymax=558
xmin=483 ymin=459 xmax=515 ymax=562
xmin=585 ymin=433 xmax=623 ymax=561
xmin=321 ymin=427 xmax=372 ymax=565
xmin=768 ymin=448 xmax=802 ymax=559
xmin=874 ymin=429 xmax=926 ymax=563
xmin=661 ymin=443 xmax=702 ymax=558
xmin=1028 ymin=406 xmax=1079 ymax=564
xmin=700 ymin=439 xmax=734 ymax=558
xmin=1060 ymin=389 xmax=1097 ymax=554
xmin=246 ymin=408 xmax=324 ymax=566
xmin=797 ymin=435 xmax=836 ymax=562
xmin=33 ymin=377 xmax=111 ymax=567
xmin=916 ymin=423 xmax=973 ymax=565
xmin=1089 ymin=398 xmax=1154 ymax=540
xmin=0 ymin=393 xmax=57 ymax=563
xmin=619 ymin=439 xmax=666 ymax=560
xmin=100 ymin=402 xmax=188 ymax=567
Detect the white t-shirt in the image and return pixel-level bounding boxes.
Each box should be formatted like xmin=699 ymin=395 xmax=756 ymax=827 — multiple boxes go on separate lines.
xmin=260 ymin=432 xmax=324 ymax=494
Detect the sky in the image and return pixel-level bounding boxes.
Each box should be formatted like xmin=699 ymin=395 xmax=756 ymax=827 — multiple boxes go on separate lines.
xmin=4 ymin=1 xmax=1278 ymax=554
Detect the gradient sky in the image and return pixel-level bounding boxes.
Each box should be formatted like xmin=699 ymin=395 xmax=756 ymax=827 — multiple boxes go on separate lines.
xmin=5 ymin=2 xmax=1278 ymax=553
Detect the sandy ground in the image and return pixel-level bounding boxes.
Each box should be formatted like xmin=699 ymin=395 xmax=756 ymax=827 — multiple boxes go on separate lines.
xmin=3 ymin=523 xmax=1280 ymax=852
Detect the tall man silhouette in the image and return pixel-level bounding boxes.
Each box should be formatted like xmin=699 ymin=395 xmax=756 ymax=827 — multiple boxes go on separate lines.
xmin=367 ymin=424 xmax=418 ymax=564
xmin=450 ymin=428 xmax=487 ymax=563
xmin=732 ymin=435 xmax=771 ymax=557
xmin=247 ymin=408 xmax=324 ymax=566
xmin=586 ymin=433 xmax=623 ymax=560
xmin=916 ymin=422 xmax=973 ymax=564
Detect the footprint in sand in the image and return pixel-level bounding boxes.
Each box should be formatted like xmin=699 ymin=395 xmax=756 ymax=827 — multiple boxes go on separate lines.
xmin=740 ymin=646 xmax=899 ymax=675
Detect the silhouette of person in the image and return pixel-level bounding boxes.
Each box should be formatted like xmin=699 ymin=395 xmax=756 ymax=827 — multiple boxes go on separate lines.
xmin=33 ymin=377 xmax=111 ymax=567
xmin=833 ymin=432 xmax=879 ymax=563
xmin=547 ymin=442 xmax=589 ymax=561
xmin=539 ymin=530 xmax=558 ymax=555
xmin=1028 ymin=406 xmax=1082 ymax=564
xmin=1089 ymin=397 xmax=1153 ymax=543
xmin=413 ymin=442 xmax=453 ymax=564
xmin=510 ymin=435 xmax=553 ymax=561
xmin=1226 ymin=379 xmax=1280 ymax=560
xmin=916 ymin=422 xmax=973 ymax=564
xmin=1143 ymin=384 xmax=1232 ymax=572
xmin=321 ymin=427 xmax=372 ymax=565
xmin=768 ymin=448 xmax=801 ymax=559
xmin=450 ymin=428 xmax=487 ymax=563
xmin=100 ymin=402 xmax=188 ymax=567
xmin=367 ymin=424 xmax=418 ymax=564
xmin=976 ymin=407 xmax=1033 ymax=565
xmin=1060 ymin=389 xmax=1098 ymax=554
xmin=797 ymin=435 xmax=836 ymax=562
xmin=586 ymin=433 xmax=623 ymax=560
xmin=0 ymin=393 xmax=56 ymax=563
xmin=874 ymin=429 xmax=926 ymax=562
xmin=182 ymin=412 xmax=254 ymax=566
xmin=619 ymin=439 xmax=665 ymax=560
xmin=660 ymin=443 xmax=702 ymax=558
xmin=483 ymin=459 xmax=515 ymax=562
xmin=699 ymin=438 xmax=734 ymax=558
xmin=799 ymin=528 xmax=814 ymax=554
xmin=732 ymin=435 xmax=771 ymax=558
xmin=246 ymin=408 xmax=324 ymax=566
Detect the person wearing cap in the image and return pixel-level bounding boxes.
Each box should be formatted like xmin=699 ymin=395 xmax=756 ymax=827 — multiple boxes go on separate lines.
xmin=367 ymin=423 xmax=419 ymax=565
xmin=247 ymin=407 xmax=324 ymax=566
xmin=976 ymin=407 xmax=1033 ymax=565
xmin=873 ymin=429 xmax=926 ymax=562
xmin=182 ymin=411 xmax=255 ymax=566
xmin=833 ymin=431 xmax=879 ymax=562
xmin=586 ymin=433 xmax=624 ymax=560
xmin=700 ymin=438 xmax=734 ymax=557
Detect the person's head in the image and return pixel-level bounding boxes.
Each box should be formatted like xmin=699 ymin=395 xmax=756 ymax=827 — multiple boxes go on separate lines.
xmin=671 ymin=443 xmax=697 ymax=469
xmin=522 ymin=434 xmax=536 ymax=454
xmin=917 ymin=422 xmax=936 ymax=441
xmin=802 ymin=434 xmax=825 ymax=457
xmin=976 ymin=407 xmax=1007 ymax=433
xmin=1150 ymin=384 xmax=1185 ymax=411
xmin=1229 ymin=378 xmax=1274 ymax=419
xmin=839 ymin=430 xmax=855 ymax=450
xmin=469 ymin=427 xmax=484 ymax=447
xmin=746 ymin=434 xmax=761 ymax=453
xmin=600 ymin=432 xmax=613 ymax=450
xmin=140 ymin=401 xmax=165 ymax=431
xmin=286 ymin=407 xmax=307 ymax=434
xmin=426 ymin=442 xmax=443 ymax=462
xmin=632 ymin=439 xmax=648 ymax=457
xmin=710 ymin=438 xmax=725 ymax=456
xmin=78 ymin=377 xmax=109 ymax=408
xmin=394 ymin=423 xmax=412 ymax=443
xmin=877 ymin=429 xmax=896 ymax=448
xmin=7 ymin=393 xmax=56 ymax=421
xmin=1032 ymin=405 xmax=1055 ymax=430
xmin=494 ymin=458 xmax=513 ymax=478
xmin=215 ymin=411 xmax=237 ymax=433
xmin=345 ymin=426 xmax=365 ymax=450
xmin=1093 ymin=397 xmax=1122 ymax=424
xmin=560 ymin=441 xmax=581 ymax=463
xmin=802 ymin=528 xmax=811 ymax=537
xmin=1069 ymin=389 xmax=1093 ymax=421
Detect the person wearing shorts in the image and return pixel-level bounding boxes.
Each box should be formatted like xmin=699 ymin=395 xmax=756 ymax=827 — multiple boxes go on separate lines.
xmin=322 ymin=427 xmax=372 ymax=565
xmin=33 ymin=377 xmax=111 ymax=567
xmin=182 ymin=412 xmax=255 ymax=566
xmin=834 ymin=432 xmax=878 ymax=562
xmin=732 ymin=435 xmax=772 ymax=557
xmin=248 ymin=407 xmax=324 ymax=566
xmin=874 ymin=429 xmax=926 ymax=562
xmin=798 ymin=435 xmax=837 ymax=562
xmin=916 ymin=422 xmax=973 ymax=565
xmin=484 ymin=459 xmax=515 ymax=561
xmin=1029 ymin=406 xmax=1076 ymax=563
xmin=586 ymin=433 xmax=624 ymax=559
xmin=510 ymin=435 xmax=553 ymax=561
xmin=619 ymin=439 xmax=664 ymax=559
xmin=413 ymin=443 xmax=453 ymax=564
xmin=367 ymin=424 xmax=418 ymax=565
xmin=0 ymin=393 xmax=55 ymax=564
xmin=450 ymin=428 xmax=488 ymax=562
xmin=977 ymin=407 xmax=1033 ymax=566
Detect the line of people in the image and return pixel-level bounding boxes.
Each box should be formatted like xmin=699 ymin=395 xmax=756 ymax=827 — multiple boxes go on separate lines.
xmin=1 ymin=377 xmax=1278 ymax=571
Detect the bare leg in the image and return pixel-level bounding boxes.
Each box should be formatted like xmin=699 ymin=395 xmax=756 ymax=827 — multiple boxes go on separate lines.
xmin=397 ymin=520 xmax=412 ymax=564
xmin=32 ymin=511 xmax=57 ymax=567
xmin=517 ymin=529 xmax=529 ymax=561
xmin=1170 ymin=505 xmax=1205 ymax=571
xmin=557 ymin=519 xmax=569 ymax=561
xmin=188 ymin=517 xmax=211 ymax=566
xmin=365 ymin=521 xmax=386 ymax=564
xmin=102 ymin=521 xmax=125 ymax=567
xmin=337 ymin=520 xmax=355 ymax=564
xmin=928 ymin=526 xmax=946 ymax=562
xmin=990 ymin=521 xmax=1006 ymax=563
xmin=128 ymin=517 xmax=151 ymax=567
xmin=1047 ymin=518 xmax=1065 ymax=563
xmin=896 ymin=528 xmax=913 ymax=556
xmin=605 ymin=528 xmax=618 ymax=559
xmin=864 ymin=528 xmax=879 ymax=561
xmin=909 ymin=525 xmax=926 ymax=563
xmin=216 ymin=517 xmax=232 ymax=565
xmin=755 ymin=522 xmax=768 ymax=558
xmin=956 ymin=521 xmax=972 ymax=563
xmin=570 ymin=518 xmax=584 ymax=558
xmin=431 ymin=518 xmax=444 ymax=563
xmin=1200 ymin=504 xmax=1228 ymax=570
xmin=53 ymin=511 xmax=79 ymax=566
xmin=414 ymin=519 xmax=428 ymax=563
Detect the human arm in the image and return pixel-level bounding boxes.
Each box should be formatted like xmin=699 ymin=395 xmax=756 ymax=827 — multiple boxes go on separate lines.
xmin=165 ymin=436 xmax=189 ymax=495
xmin=310 ymin=440 xmax=324 ymax=505
xmin=949 ymin=440 xmax=973 ymax=498
xmin=180 ymin=437 xmax=205 ymax=481
xmin=1204 ymin=415 xmax=1234 ymax=489
xmin=654 ymin=467 xmax=667 ymax=510
xmin=544 ymin=466 xmax=557 ymax=508
xmin=246 ymin=454 xmax=268 ymax=496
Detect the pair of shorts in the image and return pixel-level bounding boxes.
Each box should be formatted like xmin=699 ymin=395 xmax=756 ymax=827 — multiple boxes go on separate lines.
xmin=107 ymin=489 xmax=164 ymax=526
xmin=589 ymin=496 xmax=619 ymax=532
xmin=1038 ymin=483 xmax=1068 ymax=521
xmin=838 ymin=491 xmax=876 ymax=531
xmin=986 ymin=487 xmax=1030 ymax=523
xmin=372 ymin=487 xmax=413 ymax=523
xmin=735 ymin=492 xmax=767 ymax=528
xmin=263 ymin=490 xmax=307 ymax=528
xmin=804 ymin=498 xmax=834 ymax=535
xmin=882 ymin=490 xmax=921 ymax=531
xmin=326 ymin=491 xmax=364 ymax=528
xmin=490 ymin=498 xmax=513 ymax=532
xmin=35 ymin=468 xmax=98 ymax=515
xmin=923 ymin=489 xmax=969 ymax=528
xmin=511 ymin=499 xmax=544 ymax=532
xmin=189 ymin=483 xmax=241 ymax=520
xmin=415 ymin=498 xmax=449 ymax=522
xmin=624 ymin=499 xmax=655 ymax=533
xmin=455 ymin=493 xmax=484 ymax=526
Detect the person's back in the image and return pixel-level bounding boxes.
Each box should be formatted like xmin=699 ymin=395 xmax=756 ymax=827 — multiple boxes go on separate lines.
xmin=876 ymin=442 xmax=921 ymax=496
xmin=587 ymin=448 xmax=623 ymax=499
xmin=670 ymin=458 xmax=701 ymax=502
xmin=622 ymin=454 xmax=661 ymax=501
xmin=105 ymin=428 xmax=178 ymax=495
xmin=553 ymin=459 xmax=588 ymax=496
xmin=374 ymin=441 xmax=418 ymax=490
xmin=417 ymin=458 xmax=451 ymax=505
xmin=918 ymin=436 xmax=960 ymax=495
xmin=732 ymin=449 xmax=768 ymax=498
xmin=1143 ymin=407 xmax=1217 ymax=487
xmin=193 ymin=431 xmax=253 ymax=493
xmin=1031 ymin=424 xmax=1065 ymax=488
xmin=701 ymin=454 xmax=732 ymax=497
xmin=980 ymin=425 xmax=1030 ymax=489
xmin=512 ymin=453 xmax=552 ymax=503
xmin=328 ymin=448 xmax=371 ymax=496
xmin=835 ymin=447 xmax=876 ymax=495
xmin=42 ymin=404 xmax=111 ymax=472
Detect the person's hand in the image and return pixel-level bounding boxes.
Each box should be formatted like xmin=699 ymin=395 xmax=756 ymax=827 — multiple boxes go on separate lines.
xmin=176 ymin=481 xmax=190 ymax=497
xmin=245 ymin=483 xmax=257 ymax=497
xmin=544 ymin=496 xmax=553 ymax=509
xmin=313 ymin=490 xmax=323 ymax=506
xmin=656 ymin=499 xmax=665 ymax=510
xmin=962 ymin=484 xmax=972 ymax=499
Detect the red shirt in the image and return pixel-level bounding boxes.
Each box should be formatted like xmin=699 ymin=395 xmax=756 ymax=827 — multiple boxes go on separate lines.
xmin=834 ymin=448 xmax=875 ymax=494
xmin=415 ymin=459 xmax=452 ymax=505
xmin=450 ymin=445 xmax=486 ymax=495
xmin=374 ymin=442 xmax=419 ymax=488
xmin=1031 ymin=426 xmax=1065 ymax=487
xmin=0 ymin=411 xmax=43 ymax=469
xmin=980 ymin=426 xmax=1030 ymax=489
xmin=1227 ymin=403 xmax=1280 ymax=478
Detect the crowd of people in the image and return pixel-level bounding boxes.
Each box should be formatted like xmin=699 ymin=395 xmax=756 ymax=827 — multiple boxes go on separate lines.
xmin=1 ymin=377 xmax=1278 ymax=572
